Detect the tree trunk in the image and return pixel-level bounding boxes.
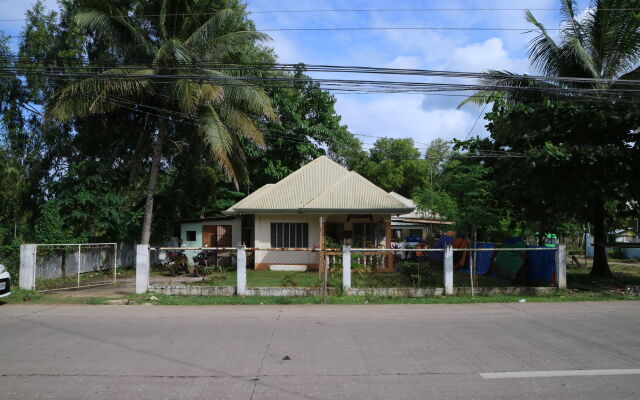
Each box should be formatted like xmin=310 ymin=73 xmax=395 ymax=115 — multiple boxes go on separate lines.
xmin=590 ymin=200 xmax=613 ymax=279
xmin=139 ymin=125 xmax=165 ymax=245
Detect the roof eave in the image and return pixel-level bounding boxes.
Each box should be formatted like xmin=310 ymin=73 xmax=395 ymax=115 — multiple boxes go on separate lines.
xmin=231 ymin=207 xmax=414 ymax=214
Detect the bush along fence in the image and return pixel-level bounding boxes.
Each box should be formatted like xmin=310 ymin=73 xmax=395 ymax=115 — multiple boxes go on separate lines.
xmin=132 ymin=244 xmax=566 ymax=300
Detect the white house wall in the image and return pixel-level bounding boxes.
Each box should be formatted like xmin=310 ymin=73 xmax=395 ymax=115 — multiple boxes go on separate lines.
xmin=254 ymin=214 xmax=322 ymax=268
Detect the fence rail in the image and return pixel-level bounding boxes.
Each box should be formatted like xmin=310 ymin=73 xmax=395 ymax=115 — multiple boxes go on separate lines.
xmin=116 ymin=244 xmax=569 ymax=300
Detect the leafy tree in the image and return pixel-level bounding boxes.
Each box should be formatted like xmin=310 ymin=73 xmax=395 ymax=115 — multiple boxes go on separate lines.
xmin=48 ymin=0 xmax=276 ymax=244
xmin=463 ymin=0 xmax=640 ymax=277
xmin=246 ymin=65 xmax=360 ymax=186
xmin=484 ymin=99 xmax=639 ymax=250
xmin=34 ymin=201 xmax=69 ymax=243
xmin=355 ymin=138 xmax=430 ymax=197
xmin=414 ymin=155 xmax=503 ymax=239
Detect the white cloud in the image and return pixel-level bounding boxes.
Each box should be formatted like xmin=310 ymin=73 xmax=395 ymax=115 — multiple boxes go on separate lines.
xmin=386 ymin=56 xmax=423 ymax=70
xmin=0 ymin=0 xmax=59 ymax=24
xmin=269 ymin=32 xmax=305 ymax=64
xmin=334 ymin=95 xmax=488 ymax=146
xmin=443 ymin=37 xmax=530 ymax=73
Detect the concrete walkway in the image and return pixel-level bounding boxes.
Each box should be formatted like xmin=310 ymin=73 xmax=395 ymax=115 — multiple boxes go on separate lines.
xmin=1 ymin=302 xmax=639 ymax=399
xmin=43 ymin=274 xmax=205 ymax=298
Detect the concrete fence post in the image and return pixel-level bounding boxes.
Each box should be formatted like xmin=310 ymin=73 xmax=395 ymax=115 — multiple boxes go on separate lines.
xmin=444 ymin=245 xmax=454 ymax=295
xmin=556 ymin=244 xmax=567 ymax=289
xmin=19 ymin=244 xmax=36 ymax=290
xmin=237 ymin=245 xmax=246 ymax=296
xmin=342 ymin=245 xmax=351 ymax=291
xmin=135 ymin=244 xmax=150 ymax=294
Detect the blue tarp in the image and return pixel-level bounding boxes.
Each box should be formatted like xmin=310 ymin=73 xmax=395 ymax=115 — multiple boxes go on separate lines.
xmin=460 ymin=242 xmax=496 ymax=275
xmin=525 ymin=246 xmax=556 ymax=284
xmin=427 ymin=236 xmax=454 ymax=262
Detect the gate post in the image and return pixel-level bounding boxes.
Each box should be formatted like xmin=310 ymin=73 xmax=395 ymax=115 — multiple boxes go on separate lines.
xmin=444 ymin=245 xmax=454 ymax=295
xmin=19 ymin=244 xmax=36 ymax=290
xmin=135 ymin=244 xmax=150 ymax=294
xmin=342 ymin=245 xmax=351 ymax=292
xmin=556 ymin=244 xmax=567 ymax=289
xmin=237 ymin=245 xmax=246 ymax=296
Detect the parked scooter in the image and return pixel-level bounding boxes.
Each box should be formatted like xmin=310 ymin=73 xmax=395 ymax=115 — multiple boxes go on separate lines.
xmin=164 ymin=251 xmax=189 ymax=276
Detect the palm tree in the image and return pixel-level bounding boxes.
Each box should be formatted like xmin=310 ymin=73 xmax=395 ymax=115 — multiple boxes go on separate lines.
xmin=462 ymin=0 xmax=640 ymax=278
xmin=48 ymin=0 xmax=276 ymax=244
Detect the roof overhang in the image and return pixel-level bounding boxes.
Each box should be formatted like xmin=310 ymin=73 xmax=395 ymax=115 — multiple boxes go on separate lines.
xmin=226 ymin=208 xmax=413 ymax=215
xmin=180 ymin=215 xmax=239 ymax=223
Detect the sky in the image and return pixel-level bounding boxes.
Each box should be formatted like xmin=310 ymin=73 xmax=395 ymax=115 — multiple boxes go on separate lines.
xmin=0 ymin=0 xmax=591 ymax=151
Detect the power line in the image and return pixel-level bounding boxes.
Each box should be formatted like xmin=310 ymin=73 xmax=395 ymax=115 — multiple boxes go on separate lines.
xmin=2 ymin=68 xmax=639 ymax=101
xmin=1 ymin=6 xmax=638 ymax=21
xmin=2 ymin=58 xmax=639 ymax=87
xmin=464 ymin=103 xmax=489 ymax=140
xmin=0 ymin=26 xmax=571 ymax=36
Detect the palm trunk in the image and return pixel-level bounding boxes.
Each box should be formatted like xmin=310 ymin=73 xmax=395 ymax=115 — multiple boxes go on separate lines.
xmin=590 ymin=199 xmax=613 ymax=279
xmin=139 ymin=124 xmax=166 ymax=245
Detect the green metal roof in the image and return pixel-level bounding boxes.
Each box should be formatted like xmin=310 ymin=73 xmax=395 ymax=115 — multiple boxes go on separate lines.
xmin=225 ymin=156 xmax=413 ymax=214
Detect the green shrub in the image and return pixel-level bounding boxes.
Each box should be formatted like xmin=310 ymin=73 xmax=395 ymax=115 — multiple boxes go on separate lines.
xmin=0 ymin=238 xmax=21 ymax=280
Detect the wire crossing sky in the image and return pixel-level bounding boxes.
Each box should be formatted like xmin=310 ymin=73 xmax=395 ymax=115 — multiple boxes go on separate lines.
xmin=0 ymin=0 xmax=597 ymax=143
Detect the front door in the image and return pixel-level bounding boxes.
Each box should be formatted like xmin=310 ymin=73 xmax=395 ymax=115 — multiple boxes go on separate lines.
xmin=202 ymin=225 xmax=232 ymax=247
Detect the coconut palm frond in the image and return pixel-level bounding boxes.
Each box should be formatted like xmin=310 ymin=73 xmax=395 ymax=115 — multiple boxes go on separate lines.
xmin=199 ymin=83 xmax=224 ymax=104
xmin=218 ymin=105 xmax=266 ymax=149
xmin=154 ymin=39 xmax=193 ymax=65
xmin=192 ymin=30 xmax=271 ymax=57
xmin=74 ymin=8 xmax=153 ymax=56
xmin=457 ymin=91 xmax=502 ymax=108
xmin=525 ymin=10 xmax=563 ymax=76
xmin=184 ymin=8 xmax=239 ymax=49
xmin=49 ymin=68 xmax=153 ymax=120
xmin=199 ymin=105 xmax=236 ymax=181
xmin=202 ymin=68 xmax=277 ymax=120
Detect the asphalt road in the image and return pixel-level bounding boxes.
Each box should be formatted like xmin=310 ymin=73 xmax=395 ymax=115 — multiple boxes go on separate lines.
xmin=1 ymin=301 xmax=639 ymax=400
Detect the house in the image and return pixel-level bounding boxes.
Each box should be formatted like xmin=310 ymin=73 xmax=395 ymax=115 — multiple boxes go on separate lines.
xmin=388 ymin=192 xmax=453 ymax=242
xmin=179 ymin=215 xmax=243 ymax=262
xmin=223 ymin=156 xmax=413 ymax=272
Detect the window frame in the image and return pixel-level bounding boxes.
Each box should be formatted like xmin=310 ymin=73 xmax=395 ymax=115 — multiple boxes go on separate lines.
xmin=185 ymin=230 xmax=197 ymax=242
xmin=270 ymin=222 xmax=309 ymax=248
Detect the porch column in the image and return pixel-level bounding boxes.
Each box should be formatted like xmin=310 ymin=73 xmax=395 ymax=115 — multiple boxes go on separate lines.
xmin=385 ymin=218 xmax=392 ymax=271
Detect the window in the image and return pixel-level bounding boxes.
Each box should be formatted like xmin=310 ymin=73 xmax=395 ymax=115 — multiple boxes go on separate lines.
xmin=271 ymin=223 xmax=308 ymax=248
xmin=353 ymin=223 xmax=377 ymax=247
xmin=186 ymin=230 xmax=197 ymax=242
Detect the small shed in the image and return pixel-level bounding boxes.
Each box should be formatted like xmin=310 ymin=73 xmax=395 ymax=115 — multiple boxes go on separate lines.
xmin=179 ymin=215 xmax=242 ymax=262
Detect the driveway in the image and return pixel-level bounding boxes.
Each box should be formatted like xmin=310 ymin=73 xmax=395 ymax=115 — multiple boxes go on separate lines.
xmin=1 ymin=302 xmax=639 ymax=399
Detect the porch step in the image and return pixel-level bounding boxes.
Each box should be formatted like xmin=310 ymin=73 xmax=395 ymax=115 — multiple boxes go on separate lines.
xmin=269 ymin=265 xmax=308 ymax=272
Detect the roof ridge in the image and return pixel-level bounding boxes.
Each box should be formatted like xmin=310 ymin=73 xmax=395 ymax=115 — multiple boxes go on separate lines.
xmin=298 ymin=168 xmax=353 ymax=209
xmin=274 ymin=155 xmax=344 ymax=187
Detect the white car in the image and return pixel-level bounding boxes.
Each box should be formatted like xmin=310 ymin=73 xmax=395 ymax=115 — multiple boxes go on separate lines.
xmin=0 ymin=264 xmax=11 ymax=298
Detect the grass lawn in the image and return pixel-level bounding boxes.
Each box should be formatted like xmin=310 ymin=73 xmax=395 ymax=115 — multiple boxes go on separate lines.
xmin=567 ymin=262 xmax=640 ymax=292
xmin=2 ymin=288 xmax=638 ymax=306
xmin=180 ymin=268 xmax=511 ymax=289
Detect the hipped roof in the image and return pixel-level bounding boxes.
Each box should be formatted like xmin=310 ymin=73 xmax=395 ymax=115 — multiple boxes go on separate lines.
xmin=225 ymin=156 xmax=413 ymax=214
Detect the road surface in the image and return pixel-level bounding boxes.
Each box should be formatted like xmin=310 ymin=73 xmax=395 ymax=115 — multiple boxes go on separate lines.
xmin=1 ymin=302 xmax=639 ymax=399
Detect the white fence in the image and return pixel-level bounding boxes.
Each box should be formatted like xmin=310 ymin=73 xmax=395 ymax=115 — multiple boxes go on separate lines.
xmin=135 ymin=245 xmax=567 ymax=300
xmin=20 ymin=243 xmax=118 ymax=291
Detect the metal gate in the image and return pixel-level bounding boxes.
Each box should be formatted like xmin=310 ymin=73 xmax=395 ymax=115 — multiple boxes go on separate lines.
xmin=33 ymin=243 xmax=118 ymax=291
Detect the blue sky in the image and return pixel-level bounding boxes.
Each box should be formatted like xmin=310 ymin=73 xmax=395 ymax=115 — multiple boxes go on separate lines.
xmin=0 ymin=0 xmax=590 ymax=150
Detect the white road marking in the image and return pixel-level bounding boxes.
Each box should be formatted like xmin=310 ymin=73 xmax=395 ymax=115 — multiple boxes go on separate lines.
xmin=480 ymin=369 xmax=640 ymax=379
